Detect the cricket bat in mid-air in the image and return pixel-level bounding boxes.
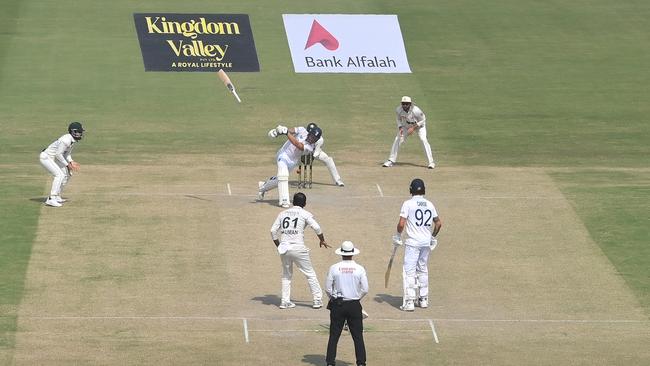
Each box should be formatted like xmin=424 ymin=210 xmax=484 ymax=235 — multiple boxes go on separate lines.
xmin=217 ymin=69 xmax=241 ymax=103
xmin=384 ymin=245 xmax=399 ymax=288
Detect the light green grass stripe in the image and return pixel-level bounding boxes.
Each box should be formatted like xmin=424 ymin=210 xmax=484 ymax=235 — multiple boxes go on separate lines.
xmin=552 ymin=170 xmax=650 ymax=316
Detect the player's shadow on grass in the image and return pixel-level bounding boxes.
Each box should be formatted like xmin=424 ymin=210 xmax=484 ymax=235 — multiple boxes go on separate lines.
xmin=251 ymin=294 xmax=281 ymax=306
xmin=373 ymin=293 xmax=402 ymax=310
xmin=29 ymin=197 xmax=46 ymax=204
xmin=302 ymin=354 xmax=352 ymax=366
xmin=251 ymin=294 xmax=314 ymax=309
xmin=382 ymin=162 xmax=430 ymax=169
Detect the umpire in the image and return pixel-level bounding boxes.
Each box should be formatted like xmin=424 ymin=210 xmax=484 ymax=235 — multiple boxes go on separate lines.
xmin=325 ymin=241 xmax=369 ymax=366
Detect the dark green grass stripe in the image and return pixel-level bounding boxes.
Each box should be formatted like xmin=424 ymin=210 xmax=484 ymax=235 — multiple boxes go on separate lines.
xmin=0 ymin=174 xmax=42 ymax=356
xmin=552 ymin=171 xmax=650 ymax=316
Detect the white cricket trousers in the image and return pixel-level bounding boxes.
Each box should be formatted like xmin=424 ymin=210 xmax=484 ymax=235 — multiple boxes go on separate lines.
xmin=388 ymin=125 xmax=434 ymax=165
xmin=314 ymin=150 xmax=342 ymax=183
xmin=402 ymin=244 xmax=431 ymax=302
xmin=280 ymin=247 xmax=323 ymax=303
xmin=39 ymin=152 xmax=69 ymax=197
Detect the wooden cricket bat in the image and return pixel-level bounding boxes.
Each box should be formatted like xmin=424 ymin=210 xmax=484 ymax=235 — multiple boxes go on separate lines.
xmin=384 ymin=245 xmax=399 ymax=288
xmin=217 ymin=69 xmax=241 ymax=103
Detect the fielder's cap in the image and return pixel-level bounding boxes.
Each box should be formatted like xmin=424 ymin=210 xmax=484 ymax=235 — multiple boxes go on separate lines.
xmin=401 ymin=96 xmax=412 ymax=103
xmin=335 ymin=241 xmax=360 ymax=256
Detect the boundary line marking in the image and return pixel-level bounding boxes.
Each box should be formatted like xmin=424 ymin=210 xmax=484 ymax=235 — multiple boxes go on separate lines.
xmin=428 ymin=319 xmax=439 ymax=344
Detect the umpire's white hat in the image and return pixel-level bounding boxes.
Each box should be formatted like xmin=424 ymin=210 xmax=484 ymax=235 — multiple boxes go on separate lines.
xmin=335 ymin=241 xmax=360 ymax=256
xmin=401 ymin=96 xmax=412 ymax=103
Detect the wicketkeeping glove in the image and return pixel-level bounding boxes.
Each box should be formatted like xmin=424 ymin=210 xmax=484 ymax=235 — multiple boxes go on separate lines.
xmin=268 ymin=128 xmax=278 ymax=138
xmin=392 ymin=233 xmax=403 ymax=247
xmin=430 ymin=237 xmax=438 ymax=251
xmin=275 ymin=125 xmax=289 ymax=135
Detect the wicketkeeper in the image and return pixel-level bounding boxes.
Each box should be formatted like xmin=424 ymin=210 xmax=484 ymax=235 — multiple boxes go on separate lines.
xmin=304 ymin=122 xmax=344 ymax=187
xmin=392 ymin=178 xmax=442 ymax=311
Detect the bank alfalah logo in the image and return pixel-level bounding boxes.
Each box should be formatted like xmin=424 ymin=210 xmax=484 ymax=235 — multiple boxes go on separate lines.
xmin=304 ymin=20 xmax=339 ymax=50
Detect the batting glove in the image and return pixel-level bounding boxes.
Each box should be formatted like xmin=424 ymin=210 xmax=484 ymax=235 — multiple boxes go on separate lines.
xmin=268 ymin=128 xmax=278 ymax=138
xmin=430 ymin=237 xmax=438 ymax=251
xmin=276 ymin=125 xmax=288 ymax=135
xmin=392 ymin=233 xmax=403 ymax=247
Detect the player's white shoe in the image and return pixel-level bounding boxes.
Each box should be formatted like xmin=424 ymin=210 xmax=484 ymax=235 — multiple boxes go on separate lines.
xmin=55 ymin=196 xmax=67 ymax=203
xmin=256 ymin=181 xmax=265 ymax=201
xmin=280 ymin=202 xmax=290 ymax=208
xmin=45 ymin=197 xmax=62 ymax=207
xmin=428 ymin=162 xmax=436 ymax=169
xmin=382 ymin=160 xmax=394 ymax=167
xmin=418 ymin=297 xmax=428 ymax=308
xmin=312 ymin=299 xmax=323 ymax=309
xmin=400 ymin=300 xmax=415 ymax=312
xmin=279 ymin=301 xmax=296 ymax=309
xmin=335 ymin=180 xmax=345 ymax=187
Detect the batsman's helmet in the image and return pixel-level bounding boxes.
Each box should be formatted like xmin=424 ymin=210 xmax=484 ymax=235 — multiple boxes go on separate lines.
xmin=306 ymin=122 xmax=318 ymax=133
xmin=409 ymin=178 xmax=425 ymax=195
xmin=293 ymin=192 xmax=307 ymax=207
xmin=68 ymin=122 xmax=85 ymax=140
xmin=307 ymin=126 xmax=322 ymax=143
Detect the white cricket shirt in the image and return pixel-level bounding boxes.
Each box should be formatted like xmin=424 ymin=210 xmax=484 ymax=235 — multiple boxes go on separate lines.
xmin=395 ymin=105 xmax=426 ymax=128
xmin=42 ymin=133 xmax=76 ymax=166
xmin=277 ymin=127 xmax=315 ymax=167
xmin=400 ymin=195 xmax=439 ymax=247
xmin=270 ymin=206 xmax=322 ymax=251
xmin=325 ymin=260 xmax=369 ymax=301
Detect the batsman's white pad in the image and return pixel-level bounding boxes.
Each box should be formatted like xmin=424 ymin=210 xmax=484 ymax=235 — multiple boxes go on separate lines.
xmin=277 ymin=163 xmax=290 ymax=205
xmin=402 ymin=268 xmax=417 ymax=301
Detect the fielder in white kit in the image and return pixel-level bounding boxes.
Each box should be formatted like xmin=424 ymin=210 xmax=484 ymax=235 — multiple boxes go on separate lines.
xmin=383 ymin=96 xmax=436 ymax=169
xmin=39 ymin=122 xmax=85 ymax=207
xmin=392 ymin=178 xmax=442 ymax=311
xmin=304 ymin=122 xmax=344 ymax=187
xmin=258 ymin=124 xmax=322 ymax=207
xmin=270 ymin=192 xmax=330 ymax=309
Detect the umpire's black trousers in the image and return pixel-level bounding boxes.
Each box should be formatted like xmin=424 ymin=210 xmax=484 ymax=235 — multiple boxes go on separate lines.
xmin=326 ymin=299 xmax=366 ymax=366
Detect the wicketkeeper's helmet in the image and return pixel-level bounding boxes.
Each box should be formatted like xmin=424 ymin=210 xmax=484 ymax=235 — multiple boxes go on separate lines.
xmin=68 ymin=122 xmax=85 ymax=140
xmin=293 ymin=192 xmax=307 ymax=207
xmin=409 ymin=178 xmax=425 ymax=195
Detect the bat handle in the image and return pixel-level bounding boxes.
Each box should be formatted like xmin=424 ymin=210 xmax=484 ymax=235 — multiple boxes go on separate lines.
xmin=233 ymin=90 xmax=242 ymax=103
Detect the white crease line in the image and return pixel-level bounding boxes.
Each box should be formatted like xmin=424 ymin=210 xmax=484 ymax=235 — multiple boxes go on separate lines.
xmin=376 ymin=184 xmax=384 ymax=197
xmin=75 ymin=192 xmax=567 ymax=200
xmin=243 ymin=318 xmax=249 ymax=343
xmin=20 ymin=316 xmax=648 ymax=324
xmin=227 ymin=183 xmax=232 ymax=196
xmin=429 ymin=319 xmax=439 ymax=344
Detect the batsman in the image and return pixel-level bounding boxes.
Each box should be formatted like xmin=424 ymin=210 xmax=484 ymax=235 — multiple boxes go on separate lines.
xmin=392 ymin=178 xmax=442 ymax=311
xmin=258 ymin=124 xmax=322 ymax=207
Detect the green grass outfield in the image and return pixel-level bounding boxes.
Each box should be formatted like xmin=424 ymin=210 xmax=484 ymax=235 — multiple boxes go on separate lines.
xmin=1 ymin=0 xmax=649 ymax=362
